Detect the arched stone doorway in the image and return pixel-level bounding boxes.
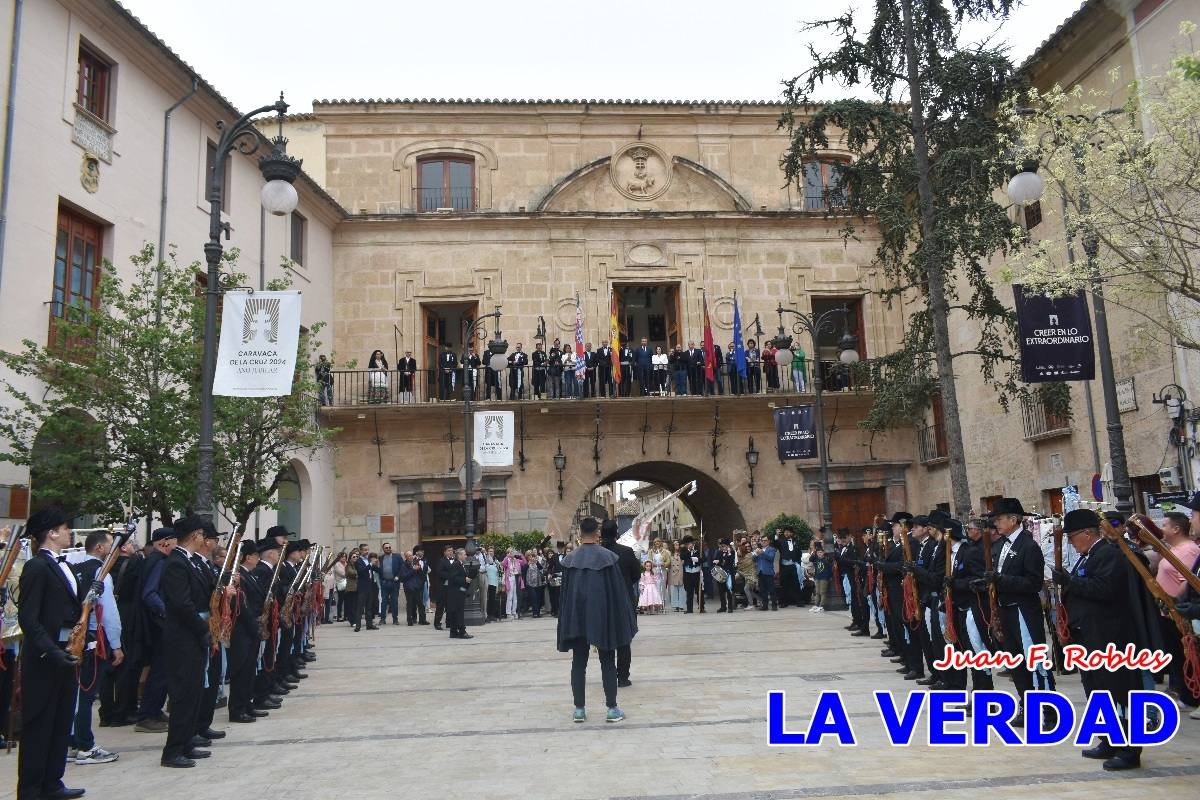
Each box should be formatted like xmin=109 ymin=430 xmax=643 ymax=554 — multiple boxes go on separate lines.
xmin=276 ymin=463 xmax=303 ymax=537
xmin=587 ymin=460 xmax=747 ymax=539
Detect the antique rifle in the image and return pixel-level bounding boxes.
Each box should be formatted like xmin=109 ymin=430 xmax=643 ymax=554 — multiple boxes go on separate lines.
xmin=209 ymin=527 xmax=244 ymax=644
xmin=258 ymin=547 xmax=289 ymax=640
xmin=898 ymin=521 xmax=922 ymax=628
xmin=942 ymin=527 xmax=958 ymax=645
xmin=1050 ymin=521 xmax=1070 ymax=645
xmin=66 ymin=525 xmax=132 ymax=660
xmin=1101 ymin=518 xmax=1200 ymax=697
xmin=0 ymin=524 xmax=26 ymax=600
xmin=981 ymin=527 xmax=1005 ymax=644
xmin=281 ymin=551 xmax=314 ymax=624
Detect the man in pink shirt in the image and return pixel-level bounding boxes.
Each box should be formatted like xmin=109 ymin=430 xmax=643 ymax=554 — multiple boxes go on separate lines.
xmin=1155 ymin=512 xmax=1200 ymax=599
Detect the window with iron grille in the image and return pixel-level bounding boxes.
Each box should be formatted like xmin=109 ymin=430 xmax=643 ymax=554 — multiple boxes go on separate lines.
xmin=802 ymin=160 xmax=848 ymax=211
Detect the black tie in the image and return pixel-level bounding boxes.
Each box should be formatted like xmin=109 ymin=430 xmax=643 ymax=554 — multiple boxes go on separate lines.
xmin=55 ymin=554 xmax=68 ymax=563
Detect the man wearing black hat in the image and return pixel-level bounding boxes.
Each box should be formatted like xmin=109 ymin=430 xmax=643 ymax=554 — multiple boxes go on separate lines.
xmin=229 ymin=539 xmax=266 ymax=723
xmin=276 ymin=540 xmax=308 ymax=680
xmin=17 ymin=508 xmax=87 ymax=800
xmin=877 ymin=513 xmax=922 ymax=680
xmin=252 ymin=538 xmax=292 ymax=708
xmin=191 ymin=524 xmax=227 ymax=745
xmin=160 ymin=516 xmax=212 ymax=769
xmin=979 ymin=498 xmax=1054 ymax=717
xmin=776 ymin=527 xmax=801 ymax=608
xmin=907 ymin=514 xmax=949 ymax=687
xmin=945 ymin=518 xmax=995 ymax=693
xmin=837 ymin=530 xmax=867 ymax=636
xmin=1052 ymin=509 xmax=1144 ymax=771
xmin=132 ymin=526 xmax=177 ymax=732
xmin=443 ymin=547 xmax=473 ymax=639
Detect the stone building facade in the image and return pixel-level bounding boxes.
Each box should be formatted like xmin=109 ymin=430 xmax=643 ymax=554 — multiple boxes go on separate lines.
xmin=300 ymin=99 xmax=920 ymax=552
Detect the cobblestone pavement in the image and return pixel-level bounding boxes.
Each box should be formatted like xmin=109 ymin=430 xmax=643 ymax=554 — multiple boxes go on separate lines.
xmin=2 ymin=606 xmax=1198 ymax=799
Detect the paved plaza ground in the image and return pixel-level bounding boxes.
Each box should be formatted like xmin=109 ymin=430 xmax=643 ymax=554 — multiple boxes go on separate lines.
xmin=2 ymin=605 xmax=1199 ymax=799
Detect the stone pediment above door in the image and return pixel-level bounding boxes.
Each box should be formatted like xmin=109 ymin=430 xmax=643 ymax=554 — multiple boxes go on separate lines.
xmin=536 ymin=143 xmax=751 ymax=213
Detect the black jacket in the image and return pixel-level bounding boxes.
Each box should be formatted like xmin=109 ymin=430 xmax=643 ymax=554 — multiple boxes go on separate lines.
xmin=602 ymin=538 xmax=641 ymax=591
xmin=994 ymin=528 xmax=1044 ymax=606
xmin=17 ymin=550 xmax=83 ymax=717
xmin=235 ymin=564 xmax=265 ymax=642
xmin=443 ymin=559 xmax=469 ymax=608
xmin=161 ymin=548 xmax=209 ymax=648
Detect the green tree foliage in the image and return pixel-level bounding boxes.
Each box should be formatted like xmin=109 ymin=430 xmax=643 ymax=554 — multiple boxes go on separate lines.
xmin=0 ymin=246 xmax=332 ymax=529
xmin=779 ymin=0 xmax=1027 ymax=514
xmin=1003 ymin=23 xmax=1200 ymax=355
xmin=0 ymin=246 xmax=198 ymax=523
xmin=761 ymin=514 xmax=815 ymax=548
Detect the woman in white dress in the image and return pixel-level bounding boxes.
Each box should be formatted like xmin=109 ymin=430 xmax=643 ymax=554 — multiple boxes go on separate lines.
xmin=652 ymin=346 xmax=669 ymax=395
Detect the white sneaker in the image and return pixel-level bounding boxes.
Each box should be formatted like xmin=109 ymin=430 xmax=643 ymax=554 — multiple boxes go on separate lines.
xmin=1190 ymin=706 xmax=1200 ymax=721
xmin=816 ymin=606 xmax=825 ymax=613
xmin=75 ymin=746 xmax=119 ymax=764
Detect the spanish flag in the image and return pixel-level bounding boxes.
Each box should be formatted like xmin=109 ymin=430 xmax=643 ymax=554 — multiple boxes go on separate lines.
xmin=702 ymin=291 xmax=716 ymax=383
xmin=609 ymin=289 xmax=622 ymax=385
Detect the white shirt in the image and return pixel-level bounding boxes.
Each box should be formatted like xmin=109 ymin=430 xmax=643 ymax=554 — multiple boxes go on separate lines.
xmin=997 ymin=525 xmax=1023 ymax=569
xmin=40 ymin=548 xmax=78 ymax=596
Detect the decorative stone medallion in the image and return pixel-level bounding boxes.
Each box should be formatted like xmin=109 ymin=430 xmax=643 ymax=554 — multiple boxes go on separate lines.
xmin=609 ymin=142 xmax=672 ymax=201
xmin=80 ymin=152 xmax=100 ymax=194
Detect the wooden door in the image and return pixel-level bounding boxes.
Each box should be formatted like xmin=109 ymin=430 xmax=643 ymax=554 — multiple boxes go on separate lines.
xmin=931 ymin=394 xmax=948 ymax=458
xmin=422 ymin=305 xmax=441 ymax=400
xmin=665 ymin=284 xmax=681 ymax=348
xmin=828 ymin=488 xmax=887 ymax=535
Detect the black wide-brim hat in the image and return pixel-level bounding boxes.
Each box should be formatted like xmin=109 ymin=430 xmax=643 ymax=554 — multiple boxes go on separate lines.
xmin=928 ymin=509 xmax=953 ymax=530
xmin=201 ymin=522 xmax=221 ymax=540
xmin=988 ymin=497 xmax=1027 ymax=517
xmin=889 ymin=512 xmax=913 ymax=525
xmin=284 ymin=540 xmax=306 ymax=556
xmin=945 ymin=518 xmax=965 ymax=540
xmin=238 ymin=539 xmax=259 ymax=559
xmin=266 ymin=525 xmax=290 ymax=540
xmin=26 ymin=508 xmax=69 ymax=537
xmin=912 ymin=515 xmax=931 ymax=527
xmin=1063 ymin=509 xmax=1101 ymax=534
xmin=257 ymin=539 xmax=282 ymax=554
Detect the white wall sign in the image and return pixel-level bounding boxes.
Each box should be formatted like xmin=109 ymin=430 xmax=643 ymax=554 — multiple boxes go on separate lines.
xmin=213 ymin=291 xmax=302 ymax=397
xmin=1115 ymin=377 xmax=1137 ymax=413
xmin=473 ymin=411 xmax=514 ymax=467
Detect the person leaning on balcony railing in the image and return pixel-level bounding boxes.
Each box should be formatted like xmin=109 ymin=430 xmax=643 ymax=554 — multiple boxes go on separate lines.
xmin=397 ymin=350 xmax=417 ymax=404
xmin=790 ymin=346 xmax=807 ymax=393
xmin=368 ymin=349 xmax=390 ymax=404
xmin=532 ymin=341 xmax=548 ymax=399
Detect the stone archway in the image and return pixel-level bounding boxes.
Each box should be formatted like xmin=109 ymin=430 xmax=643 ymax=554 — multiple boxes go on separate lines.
xmin=588 ymin=460 xmax=747 ymax=538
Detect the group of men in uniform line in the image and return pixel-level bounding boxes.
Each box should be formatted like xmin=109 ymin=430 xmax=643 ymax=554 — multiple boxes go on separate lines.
xmin=13 ymin=510 xmax=320 ymax=799
xmin=833 ymin=496 xmax=1200 ymax=773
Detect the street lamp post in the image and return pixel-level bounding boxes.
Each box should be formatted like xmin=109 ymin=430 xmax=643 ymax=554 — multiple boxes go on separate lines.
xmin=196 ymin=95 xmax=300 ymax=521
xmin=461 ymin=306 xmax=507 ymax=625
xmin=770 ymin=305 xmax=860 ymax=541
xmin=1006 ymin=108 xmax=1133 ymax=514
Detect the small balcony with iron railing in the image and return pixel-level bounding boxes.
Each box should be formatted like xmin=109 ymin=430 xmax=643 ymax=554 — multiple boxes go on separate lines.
xmin=917 ymin=423 xmax=948 ymax=465
xmin=413 ymin=186 xmax=477 ymax=213
xmin=1021 ymin=397 xmax=1072 ymax=441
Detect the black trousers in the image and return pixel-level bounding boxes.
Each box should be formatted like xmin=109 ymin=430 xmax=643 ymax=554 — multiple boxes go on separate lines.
xmin=161 ymin=637 xmax=205 ymax=761
xmin=344 ymin=590 xmax=358 ymax=625
xmin=380 ymin=580 xmax=401 ymax=622
xmin=17 ymin=654 xmax=76 ymax=799
xmin=619 ymin=367 xmax=633 ymax=397
xmin=195 ymin=645 xmax=222 ymax=734
xmin=758 ymin=572 xmax=777 ymax=608
xmin=446 ymin=597 xmax=465 ymax=634
xmin=228 ymin=631 xmax=256 ymax=718
xmin=434 ymin=590 xmax=447 ymax=627
xmin=533 ymin=368 xmax=546 ymax=397
xmin=570 ymin=639 xmax=617 ymax=709
xmin=547 ymin=585 xmax=560 ymax=615
xmin=405 ymin=587 xmax=427 ymax=624
xmin=97 ymin=654 xmax=123 ymax=725
xmin=617 ymin=644 xmax=631 ymax=682
xmin=683 ymin=572 xmax=701 ymax=612
xmin=778 ymin=563 xmax=799 ymax=605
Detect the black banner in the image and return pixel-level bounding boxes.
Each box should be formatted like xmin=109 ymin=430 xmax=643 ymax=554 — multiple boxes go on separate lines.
xmin=1013 ymin=285 xmax=1095 ymax=383
xmin=775 ymin=405 xmax=817 ymax=460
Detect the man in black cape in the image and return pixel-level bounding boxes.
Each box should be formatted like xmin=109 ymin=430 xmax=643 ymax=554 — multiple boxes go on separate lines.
xmin=1053 ymin=509 xmax=1159 ymax=772
xmin=557 ymin=517 xmax=637 ymax=723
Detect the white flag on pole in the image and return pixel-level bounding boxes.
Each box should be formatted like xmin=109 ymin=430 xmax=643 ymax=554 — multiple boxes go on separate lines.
xmin=213 ymin=290 xmax=302 ymax=397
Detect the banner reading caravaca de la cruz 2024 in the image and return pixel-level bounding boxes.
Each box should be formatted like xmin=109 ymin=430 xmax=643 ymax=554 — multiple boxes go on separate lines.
xmin=774 ymin=405 xmax=817 ymax=460
xmin=213 ymin=290 xmax=303 ymax=397
xmin=1012 ymin=285 xmax=1095 ymax=383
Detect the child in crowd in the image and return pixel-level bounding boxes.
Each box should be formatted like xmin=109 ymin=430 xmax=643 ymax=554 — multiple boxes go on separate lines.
xmin=638 ymin=560 xmax=664 ymax=614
